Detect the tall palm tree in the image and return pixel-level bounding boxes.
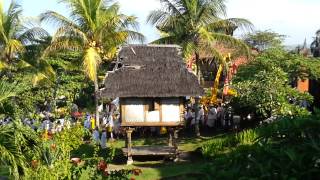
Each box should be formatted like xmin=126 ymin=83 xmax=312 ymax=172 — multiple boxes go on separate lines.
xmin=0 ymin=1 xmax=55 ymax=84
xmin=0 ymin=1 xmax=24 ymax=66
xmin=41 ymin=0 xmax=144 ymax=125
xmin=148 ymin=0 xmax=252 ymax=136
xmin=148 ymin=0 xmax=252 ymax=76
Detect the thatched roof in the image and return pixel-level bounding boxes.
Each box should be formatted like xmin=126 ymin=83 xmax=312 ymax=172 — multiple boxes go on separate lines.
xmin=99 ymin=44 xmax=204 ymax=98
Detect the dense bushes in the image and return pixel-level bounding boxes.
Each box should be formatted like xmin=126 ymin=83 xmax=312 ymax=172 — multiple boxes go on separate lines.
xmin=230 ymin=48 xmax=319 ymax=119
xmin=201 ymin=113 xmax=320 ymax=179
xmin=0 ymin=123 xmax=143 ymax=179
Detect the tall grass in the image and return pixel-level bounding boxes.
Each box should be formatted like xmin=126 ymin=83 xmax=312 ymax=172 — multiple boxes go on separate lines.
xmin=202 ymin=129 xmax=258 ymax=157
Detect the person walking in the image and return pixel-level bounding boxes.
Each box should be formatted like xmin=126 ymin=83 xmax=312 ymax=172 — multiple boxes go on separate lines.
xmin=84 ymin=113 xmax=91 ymax=129
xmin=184 ymin=107 xmax=193 ymax=131
xmin=90 ymin=114 xmax=96 ymax=130
xmin=100 ymin=129 xmax=107 ymax=149
xmin=217 ymin=103 xmax=225 ymax=128
xmin=92 ymin=127 xmax=100 ymax=145
xmin=207 ymin=105 xmax=217 ymax=129
xmin=106 ymin=112 xmax=114 ymax=141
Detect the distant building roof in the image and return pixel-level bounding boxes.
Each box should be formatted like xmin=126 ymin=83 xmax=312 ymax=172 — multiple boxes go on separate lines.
xmin=99 ymin=45 xmax=204 ymax=98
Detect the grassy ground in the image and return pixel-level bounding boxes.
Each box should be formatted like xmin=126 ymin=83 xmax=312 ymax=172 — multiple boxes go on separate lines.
xmin=1 ymin=131 xmax=228 ymax=180
xmin=111 ymin=136 xmax=211 ymax=179
xmin=72 ymin=131 xmax=220 ymax=179
xmin=126 ymin=161 xmax=208 ymax=180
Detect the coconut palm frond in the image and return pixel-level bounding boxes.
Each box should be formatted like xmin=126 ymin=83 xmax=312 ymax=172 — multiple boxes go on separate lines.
xmin=160 ymin=0 xmax=183 ymax=16
xmin=0 ymin=126 xmax=23 ymax=179
xmin=147 ymin=10 xmax=171 ymax=27
xmin=83 ymin=47 xmax=101 ymax=81
xmin=40 ymin=10 xmax=79 ymax=29
xmin=205 ymin=18 xmax=253 ymax=35
xmin=211 ymin=32 xmax=251 ymax=58
xmin=43 ymin=36 xmax=83 ymax=57
xmin=4 ymin=39 xmax=25 ymax=55
xmin=0 ymin=120 xmax=40 ymax=179
xmin=18 ymin=27 xmax=50 ymax=44
xmin=122 ymin=30 xmax=145 ymax=43
xmin=52 ymin=26 xmax=88 ymax=44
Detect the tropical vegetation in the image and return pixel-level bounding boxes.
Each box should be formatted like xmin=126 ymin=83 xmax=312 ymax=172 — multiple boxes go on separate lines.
xmin=1 ymin=0 xmax=320 ymax=179
xmin=41 ymin=0 xmax=144 ymax=124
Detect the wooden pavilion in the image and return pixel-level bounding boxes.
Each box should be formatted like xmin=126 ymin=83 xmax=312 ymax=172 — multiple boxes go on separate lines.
xmin=99 ymin=44 xmax=204 ymax=164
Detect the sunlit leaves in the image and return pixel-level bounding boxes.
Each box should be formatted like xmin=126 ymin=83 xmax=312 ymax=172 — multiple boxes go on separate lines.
xmin=83 ymin=47 xmax=101 ymax=81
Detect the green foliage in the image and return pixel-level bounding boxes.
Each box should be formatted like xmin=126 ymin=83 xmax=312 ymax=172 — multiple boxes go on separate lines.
xmin=54 ymin=124 xmax=85 ymax=153
xmin=22 ymin=126 xmax=85 ymax=179
xmin=202 ymin=129 xmax=258 ymax=157
xmin=201 ymin=113 xmax=320 ymax=179
xmin=243 ymin=30 xmax=286 ymax=51
xmin=0 ymin=120 xmax=40 ymax=179
xmin=0 ymin=80 xmax=26 ymax=103
xmin=231 ymin=48 xmax=317 ymax=118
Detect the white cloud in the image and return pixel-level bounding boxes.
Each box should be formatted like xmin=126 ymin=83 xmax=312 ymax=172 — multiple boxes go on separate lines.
xmin=117 ymin=0 xmax=161 ymax=43
xmin=226 ymin=0 xmax=320 ymax=45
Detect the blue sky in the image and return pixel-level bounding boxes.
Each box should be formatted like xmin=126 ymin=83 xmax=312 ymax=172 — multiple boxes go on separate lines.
xmin=4 ymin=0 xmax=320 ymax=46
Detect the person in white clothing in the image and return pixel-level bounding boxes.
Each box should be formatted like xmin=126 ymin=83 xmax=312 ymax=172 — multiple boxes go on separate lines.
xmin=113 ymin=113 xmax=121 ymax=139
xmin=197 ymin=106 xmax=205 ymax=126
xmin=207 ymin=105 xmax=217 ymax=128
xmin=102 ymin=114 xmax=108 ymax=127
xmin=184 ymin=107 xmax=193 ymax=131
xmin=106 ymin=113 xmax=114 ymax=141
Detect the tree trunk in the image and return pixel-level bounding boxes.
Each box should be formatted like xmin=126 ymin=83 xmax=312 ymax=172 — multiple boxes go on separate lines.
xmin=195 ymin=53 xmax=201 ymax=83
xmin=94 ymin=79 xmax=100 ymax=128
xmin=194 ymin=52 xmax=201 ymax=137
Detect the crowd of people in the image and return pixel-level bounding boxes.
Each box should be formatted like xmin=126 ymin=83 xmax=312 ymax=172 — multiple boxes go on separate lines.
xmin=0 ymin=97 xmax=244 ymax=150
xmin=84 ymin=110 xmax=122 ymax=149
xmin=184 ymin=102 xmax=241 ymax=132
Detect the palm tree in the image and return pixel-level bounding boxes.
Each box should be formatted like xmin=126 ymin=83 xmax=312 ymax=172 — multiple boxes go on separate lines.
xmin=148 ymin=0 xmax=252 ymax=75
xmin=40 ymin=0 xmax=144 ymax=125
xmin=0 ymin=1 xmax=24 ymax=67
xmin=148 ymin=0 xmax=252 ymax=136
xmin=0 ymin=1 xmax=55 ymax=84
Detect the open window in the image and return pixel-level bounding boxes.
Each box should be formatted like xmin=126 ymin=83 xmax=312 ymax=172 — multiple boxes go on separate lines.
xmin=147 ymin=98 xmax=160 ymax=111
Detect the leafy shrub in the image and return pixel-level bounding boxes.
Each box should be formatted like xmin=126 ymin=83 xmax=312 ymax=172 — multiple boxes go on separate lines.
xmin=230 ymin=48 xmax=318 ymax=119
xmin=201 ymin=113 xmax=320 ymax=179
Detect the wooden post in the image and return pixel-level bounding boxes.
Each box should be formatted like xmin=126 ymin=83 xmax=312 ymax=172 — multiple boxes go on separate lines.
xmin=126 ymin=128 xmax=134 ymax=165
xmin=173 ymin=128 xmax=179 ymax=162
